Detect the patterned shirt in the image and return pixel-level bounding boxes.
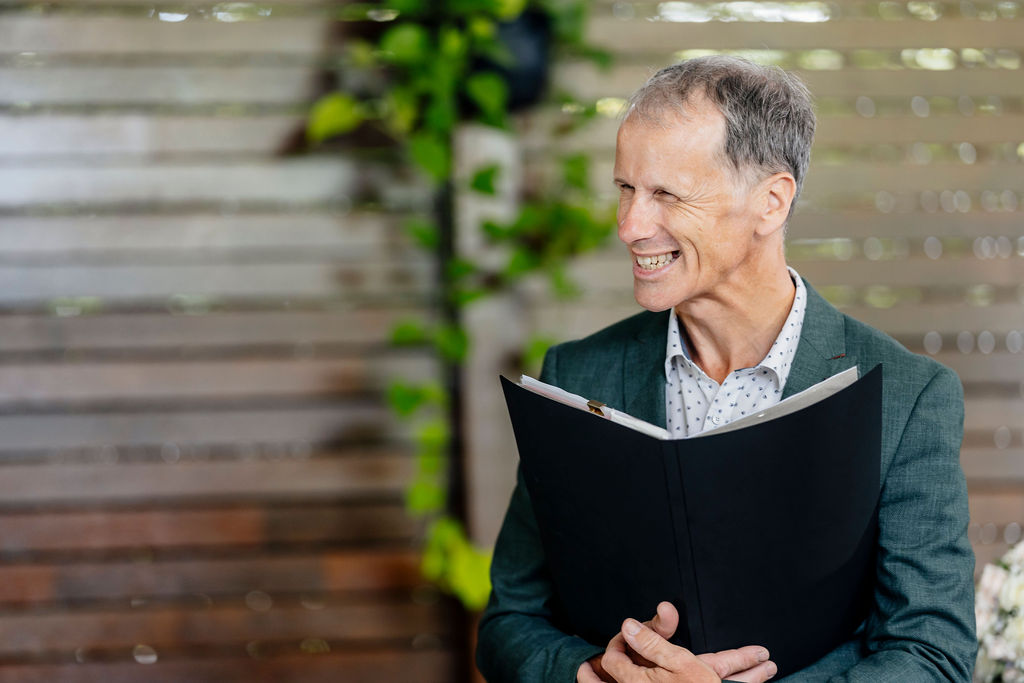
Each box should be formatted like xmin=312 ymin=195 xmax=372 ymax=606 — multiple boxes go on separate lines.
xmin=665 ymin=268 xmax=806 ymax=437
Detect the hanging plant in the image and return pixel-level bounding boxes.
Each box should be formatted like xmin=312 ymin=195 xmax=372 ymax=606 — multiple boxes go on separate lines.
xmin=308 ymin=0 xmax=614 ymax=611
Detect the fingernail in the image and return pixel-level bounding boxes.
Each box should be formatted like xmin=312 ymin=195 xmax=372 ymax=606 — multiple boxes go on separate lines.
xmin=757 ymin=648 xmax=770 ymax=662
xmin=766 ymin=662 xmax=778 ymax=678
xmin=624 ymin=619 xmax=641 ymax=635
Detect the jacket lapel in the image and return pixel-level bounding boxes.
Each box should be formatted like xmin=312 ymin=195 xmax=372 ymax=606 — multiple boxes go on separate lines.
xmin=624 ymin=310 xmax=670 ymax=428
xmin=783 ymin=278 xmax=858 ymax=399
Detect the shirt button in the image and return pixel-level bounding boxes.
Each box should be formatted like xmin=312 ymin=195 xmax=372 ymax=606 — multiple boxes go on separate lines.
xmin=711 ymin=415 xmax=721 ymax=425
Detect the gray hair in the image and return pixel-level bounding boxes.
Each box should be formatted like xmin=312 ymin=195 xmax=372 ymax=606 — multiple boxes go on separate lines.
xmin=626 ymin=56 xmax=816 ymax=213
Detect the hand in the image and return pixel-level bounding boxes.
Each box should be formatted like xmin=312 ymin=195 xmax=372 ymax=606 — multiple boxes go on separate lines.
xmin=598 ymin=611 xmax=777 ymax=682
xmin=578 ymin=602 xmax=680 ymax=682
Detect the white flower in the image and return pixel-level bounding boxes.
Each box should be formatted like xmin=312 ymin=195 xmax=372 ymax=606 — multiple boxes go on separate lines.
xmin=1001 ymin=572 xmax=1024 ymax=613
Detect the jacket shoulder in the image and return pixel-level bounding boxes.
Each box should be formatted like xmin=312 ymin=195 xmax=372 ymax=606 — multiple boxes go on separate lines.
xmin=841 ymin=313 xmax=955 ymax=387
xmin=541 ymin=310 xmax=664 ymax=388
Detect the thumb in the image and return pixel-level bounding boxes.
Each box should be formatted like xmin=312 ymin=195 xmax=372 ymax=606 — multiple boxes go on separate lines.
xmin=621 ymin=618 xmax=689 ymax=670
xmin=649 ymin=601 xmax=679 ymax=639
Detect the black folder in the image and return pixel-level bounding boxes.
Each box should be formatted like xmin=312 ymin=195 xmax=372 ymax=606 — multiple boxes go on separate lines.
xmin=500 ymin=366 xmax=882 ymax=678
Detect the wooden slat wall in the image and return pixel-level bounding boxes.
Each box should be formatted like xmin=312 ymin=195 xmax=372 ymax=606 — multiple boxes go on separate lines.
xmin=0 ymin=3 xmax=454 ymax=681
xmin=4 ymin=1 xmax=1023 ymax=679
xmin=488 ymin=0 xmax=1023 ymax=575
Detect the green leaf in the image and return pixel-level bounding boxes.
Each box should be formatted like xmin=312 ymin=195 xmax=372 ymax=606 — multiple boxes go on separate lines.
xmin=446 ymin=257 xmax=477 ymax=282
xmin=347 ymin=39 xmax=377 ymax=68
xmin=306 ymin=93 xmax=365 ymax=143
xmin=439 ymin=25 xmax=467 ymax=61
xmin=504 ymin=247 xmax=540 ymax=279
xmin=387 ymin=382 xmax=428 ymax=417
xmin=547 ymin=264 xmax=580 ymax=298
xmin=481 ymin=219 xmax=509 ymax=241
xmin=470 ymin=163 xmax=501 ymax=195
xmin=391 ymin=0 xmax=427 ymax=13
xmin=384 ymin=86 xmax=419 ymax=136
xmin=495 ymin=0 xmax=528 ymax=20
xmin=407 ymin=476 xmax=446 ymax=514
xmin=561 ymin=153 xmax=589 ymax=191
xmin=451 ymin=287 xmax=488 ymax=307
xmin=465 ymin=71 xmax=508 ymax=126
xmin=416 ymin=419 xmax=450 ymax=454
xmin=380 ymin=23 xmax=431 ymax=65
xmin=403 ymin=217 xmax=439 ymax=249
xmin=391 ymin=318 xmax=429 ymax=345
xmin=522 ymin=335 xmax=555 ymax=374
xmin=409 ymin=132 xmax=451 ymax=182
xmin=434 ymin=324 xmax=469 ymax=362
xmin=417 ymin=449 xmax=445 ymax=475
xmin=424 ymin=94 xmax=457 ymax=136
xmin=449 ymin=540 xmax=493 ymax=610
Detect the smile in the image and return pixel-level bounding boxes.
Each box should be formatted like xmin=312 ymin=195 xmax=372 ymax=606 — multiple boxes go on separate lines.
xmin=634 ymin=251 xmax=679 ymax=271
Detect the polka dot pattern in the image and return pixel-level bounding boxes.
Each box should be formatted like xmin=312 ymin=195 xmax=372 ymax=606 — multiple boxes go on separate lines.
xmin=664 ymin=268 xmax=807 ymax=437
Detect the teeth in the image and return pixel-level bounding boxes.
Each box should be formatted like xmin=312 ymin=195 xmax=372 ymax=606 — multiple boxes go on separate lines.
xmin=636 ymin=252 xmax=677 ymax=271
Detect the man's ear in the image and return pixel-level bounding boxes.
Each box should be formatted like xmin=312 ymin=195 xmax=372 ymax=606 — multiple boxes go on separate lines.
xmin=755 ymin=173 xmax=797 ymax=237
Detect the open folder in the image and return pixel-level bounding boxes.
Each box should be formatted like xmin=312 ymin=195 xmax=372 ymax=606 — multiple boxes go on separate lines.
xmin=499 ymin=365 xmax=882 ymax=678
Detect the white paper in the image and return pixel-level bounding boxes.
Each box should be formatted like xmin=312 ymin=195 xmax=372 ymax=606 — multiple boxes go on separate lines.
xmin=518 ymin=365 xmax=859 ymax=441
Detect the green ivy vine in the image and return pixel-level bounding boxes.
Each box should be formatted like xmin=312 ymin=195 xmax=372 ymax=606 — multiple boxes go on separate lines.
xmin=308 ymin=0 xmax=614 ymax=611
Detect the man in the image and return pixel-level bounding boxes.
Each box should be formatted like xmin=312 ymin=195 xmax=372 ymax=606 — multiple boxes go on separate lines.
xmin=476 ymin=57 xmax=976 ymax=682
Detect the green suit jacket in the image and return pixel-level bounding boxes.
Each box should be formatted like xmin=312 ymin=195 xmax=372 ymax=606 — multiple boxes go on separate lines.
xmin=476 ymin=280 xmax=976 ymax=682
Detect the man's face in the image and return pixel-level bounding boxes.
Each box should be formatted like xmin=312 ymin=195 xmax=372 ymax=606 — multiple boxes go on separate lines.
xmin=613 ymin=99 xmax=763 ymax=313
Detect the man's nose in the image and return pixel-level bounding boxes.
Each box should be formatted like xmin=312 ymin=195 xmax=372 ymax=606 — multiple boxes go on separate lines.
xmin=617 ymin=197 xmax=657 ymax=245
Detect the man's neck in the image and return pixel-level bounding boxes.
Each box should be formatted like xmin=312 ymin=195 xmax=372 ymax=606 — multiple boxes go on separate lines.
xmin=674 ymin=265 xmax=797 ymax=384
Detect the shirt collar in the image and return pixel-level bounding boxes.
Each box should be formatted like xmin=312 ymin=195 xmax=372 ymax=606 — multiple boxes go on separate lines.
xmin=664 ymin=267 xmax=806 ymax=384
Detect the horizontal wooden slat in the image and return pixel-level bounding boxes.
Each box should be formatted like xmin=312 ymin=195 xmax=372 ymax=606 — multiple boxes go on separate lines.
xmin=0 ymin=213 xmax=404 ymax=255
xmin=803 ymin=162 xmax=1024 ymax=195
xmin=584 ymin=157 xmax=1024 ymax=199
xmin=0 ymin=355 xmax=434 ymax=406
xmin=0 ymin=403 xmax=388 ymax=451
xmin=587 ymin=16 xmax=1024 ymax=52
xmin=527 ymin=114 xmax=1024 ymax=155
xmin=0 ymin=262 xmax=430 ymax=304
xmin=0 ymin=503 xmax=416 ymax=556
xmin=962 ymin=448 xmax=1024 ymax=480
xmin=0 ymin=454 xmax=412 ymax=505
xmin=556 ymin=251 xmax=1024 ymax=293
xmin=556 ymin=62 xmax=1024 ymax=99
xmin=0 ymin=601 xmax=450 ymax=656
xmin=0 ymin=115 xmax=309 ymax=156
xmin=0 ymin=17 xmax=329 ymax=55
xmin=0 ymin=650 xmax=455 ymax=683
xmin=0 ymin=549 xmax=424 ymax=605
xmin=0 ymin=66 xmax=318 ymax=105
xmin=834 ymin=304 xmax=1024 ymax=337
xmin=795 ymin=258 xmax=1024 ymax=288
xmin=0 ymin=159 xmax=357 ymax=206
xmin=0 ymin=309 xmax=418 ymax=354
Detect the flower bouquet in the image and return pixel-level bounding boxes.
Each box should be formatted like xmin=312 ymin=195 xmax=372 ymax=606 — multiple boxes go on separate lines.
xmin=976 ymin=542 xmax=1024 ymax=682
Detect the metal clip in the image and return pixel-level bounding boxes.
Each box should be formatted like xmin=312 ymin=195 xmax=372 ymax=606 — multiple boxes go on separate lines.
xmin=586 ymin=399 xmax=606 ymax=417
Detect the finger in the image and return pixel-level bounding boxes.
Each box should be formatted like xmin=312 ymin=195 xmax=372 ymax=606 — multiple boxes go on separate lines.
xmin=649 ymin=601 xmax=679 ymax=640
xmin=697 ymin=646 xmax=771 ymax=679
xmin=577 ymin=660 xmax=605 ymax=683
xmin=608 ymin=628 xmax=657 ymax=668
xmin=619 ymin=618 xmax=692 ymax=670
xmin=724 ymin=661 xmax=778 ymax=683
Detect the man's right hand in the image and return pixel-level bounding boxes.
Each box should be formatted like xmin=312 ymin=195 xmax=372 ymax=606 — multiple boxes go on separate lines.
xmin=576 ymin=602 xmax=776 ymax=683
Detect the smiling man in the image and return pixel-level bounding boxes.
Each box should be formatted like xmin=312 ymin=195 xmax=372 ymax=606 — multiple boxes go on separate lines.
xmin=476 ymin=57 xmax=976 ymax=683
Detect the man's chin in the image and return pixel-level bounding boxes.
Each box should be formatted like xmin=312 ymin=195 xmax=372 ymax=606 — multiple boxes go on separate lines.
xmin=633 ymin=287 xmax=678 ymax=313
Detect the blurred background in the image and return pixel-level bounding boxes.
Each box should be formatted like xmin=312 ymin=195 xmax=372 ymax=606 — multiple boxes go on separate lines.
xmin=0 ymin=0 xmax=1022 ymax=681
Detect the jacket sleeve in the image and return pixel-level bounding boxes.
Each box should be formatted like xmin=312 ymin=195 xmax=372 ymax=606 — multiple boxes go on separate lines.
xmin=475 ymin=345 xmax=604 ymax=682
xmin=828 ymin=366 xmax=977 ymax=682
